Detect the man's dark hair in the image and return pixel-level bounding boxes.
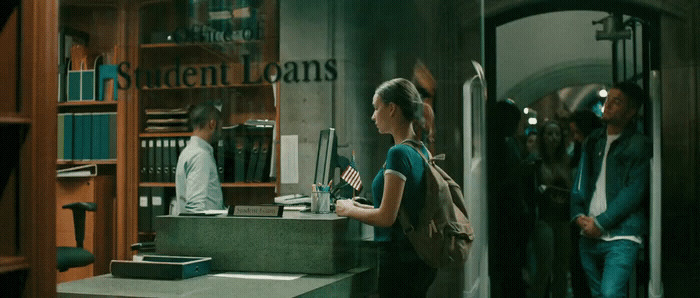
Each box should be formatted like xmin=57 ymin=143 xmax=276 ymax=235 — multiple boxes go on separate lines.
xmin=189 ymin=102 xmax=221 ymax=130
xmin=612 ymin=81 xmax=646 ymax=110
xmin=569 ymin=109 xmax=602 ymax=137
xmin=491 ymin=100 xmax=521 ymax=138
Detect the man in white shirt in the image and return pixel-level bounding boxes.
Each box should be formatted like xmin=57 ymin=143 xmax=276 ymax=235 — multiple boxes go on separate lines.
xmin=571 ymin=82 xmax=652 ymax=297
xmin=174 ymin=102 xmax=225 ymax=215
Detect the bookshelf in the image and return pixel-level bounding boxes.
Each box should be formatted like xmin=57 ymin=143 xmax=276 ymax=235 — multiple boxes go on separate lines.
xmin=129 ymin=0 xmax=280 ymax=244
xmin=54 ymin=0 xmax=125 ymax=282
xmin=1 ymin=0 xmax=60 ymax=294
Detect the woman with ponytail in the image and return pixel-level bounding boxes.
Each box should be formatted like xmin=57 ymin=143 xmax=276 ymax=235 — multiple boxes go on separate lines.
xmin=336 ymin=78 xmax=436 ymax=297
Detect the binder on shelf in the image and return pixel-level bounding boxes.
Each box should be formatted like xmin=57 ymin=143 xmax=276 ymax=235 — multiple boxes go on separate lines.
xmin=83 ymin=113 xmax=93 ymax=160
xmin=177 ymin=137 xmax=187 ymax=156
xmin=108 ymin=112 xmax=117 ymax=159
xmin=57 ymin=113 xmax=64 ymax=160
xmin=57 ymin=113 xmax=73 ymax=160
xmin=84 ymin=113 xmax=93 ymax=160
xmin=91 ymin=113 xmax=110 ymax=160
xmin=140 ymin=139 xmax=148 ymax=179
xmin=244 ymin=119 xmax=274 ymax=182
xmin=56 ymin=164 xmax=98 ymax=178
xmin=209 ymin=0 xmax=233 ymax=33
xmin=74 ymin=113 xmax=92 ymax=160
xmin=63 ymin=113 xmax=74 ymax=160
xmin=148 ymin=139 xmax=155 ymax=182
xmin=216 ymin=139 xmax=225 ymax=182
xmin=222 ymin=125 xmax=238 ymax=182
xmin=150 ymin=187 xmax=166 ymax=232
xmin=245 ymin=136 xmax=260 ymax=182
xmin=91 ymin=113 xmax=101 ymax=160
xmin=138 ymin=188 xmax=152 ymax=233
xmin=155 ymin=139 xmax=163 ymax=182
xmin=233 ymin=126 xmax=247 ymax=182
xmin=169 ymin=138 xmax=178 ymax=182
xmin=254 ymin=135 xmax=269 ymax=182
xmin=163 ymin=138 xmax=171 ymax=182
xmin=73 ymin=113 xmax=83 ymax=160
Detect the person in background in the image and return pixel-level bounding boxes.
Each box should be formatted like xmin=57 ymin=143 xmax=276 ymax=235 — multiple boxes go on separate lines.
xmin=571 ymin=82 xmax=651 ymax=297
xmin=488 ymin=99 xmax=531 ymax=298
xmin=567 ymin=109 xmax=601 ymax=297
xmin=335 ymin=78 xmax=436 ymax=297
xmin=568 ymin=109 xmax=603 ymax=171
xmin=173 ymin=102 xmax=225 ymax=215
xmin=524 ymin=127 xmax=539 ymax=161
xmin=412 ymin=60 xmax=437 ymax=154
xmin=527 ymin=121 xmax=572 ymax=298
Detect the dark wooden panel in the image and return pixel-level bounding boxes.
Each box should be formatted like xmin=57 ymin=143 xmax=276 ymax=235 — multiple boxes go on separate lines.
xmin=0 ymin=8 xmax=18 ymax=114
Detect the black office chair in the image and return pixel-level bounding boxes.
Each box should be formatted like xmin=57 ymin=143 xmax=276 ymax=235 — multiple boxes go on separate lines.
xmin=57 ymin=202 xmax=97 ymax=272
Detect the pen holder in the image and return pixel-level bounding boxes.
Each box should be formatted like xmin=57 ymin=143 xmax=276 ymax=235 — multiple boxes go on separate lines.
xmin=311 ymin=190 xmax=331 ymax=213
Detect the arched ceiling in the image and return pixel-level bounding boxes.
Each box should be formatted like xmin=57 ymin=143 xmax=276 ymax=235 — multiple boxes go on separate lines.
xmin=484 ymin=0 xmax=683 ymax=25
xmin=501 ymin=59 xmax=612 ymax=110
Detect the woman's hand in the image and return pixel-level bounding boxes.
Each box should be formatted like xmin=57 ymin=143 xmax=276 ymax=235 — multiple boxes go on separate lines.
xmin=335 ymin=199 xmax=354 ymax=217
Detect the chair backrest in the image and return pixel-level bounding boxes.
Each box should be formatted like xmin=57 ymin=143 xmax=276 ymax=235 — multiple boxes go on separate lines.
xmin=57 ymin=202 xmax=97 ymax=272
xmin=62 ymin=202 xmax=97 ymax=248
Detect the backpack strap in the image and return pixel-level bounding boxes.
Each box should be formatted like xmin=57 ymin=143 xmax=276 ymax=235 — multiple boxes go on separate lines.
xmin=400 ymin=139 xmax=445 ymax=163
xmin=395 ymin=139 xmax=444 ymax=235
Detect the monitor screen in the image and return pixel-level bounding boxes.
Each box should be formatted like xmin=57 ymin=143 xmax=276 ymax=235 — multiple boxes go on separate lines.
xmin=314 ymin=128 xmax=336 ymax=185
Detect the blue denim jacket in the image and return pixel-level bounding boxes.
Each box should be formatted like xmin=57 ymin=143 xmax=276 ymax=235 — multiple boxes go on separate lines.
xmin=570 ymin=124 xmax=652 ymax=237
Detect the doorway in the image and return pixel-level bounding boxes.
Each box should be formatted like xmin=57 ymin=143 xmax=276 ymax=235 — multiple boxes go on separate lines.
xmin=484 ymin=4 xmax=660 ymax=298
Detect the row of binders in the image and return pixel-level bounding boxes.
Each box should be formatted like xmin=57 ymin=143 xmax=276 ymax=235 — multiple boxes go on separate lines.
xmin=58 ymin=113 xmax=117 ymax=161
xmin=137 ymin=187 xmax=171 ymax=233
xmin=218 ymin=120 xmax=275 ymax=183
xmin=141 ymin=137 xmax=188 ymax=183
xmin=140 ymin=120 xmax=275 ymax=183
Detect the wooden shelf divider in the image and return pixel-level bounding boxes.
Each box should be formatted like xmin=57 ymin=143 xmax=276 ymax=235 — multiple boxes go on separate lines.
xmin=140 ymin=40 xmax=263 ymax=49
xmin=0 ymin=256 xmax=30 ymax=274
xmin=0 ymin=116 xmax=32 ymax=124
xmin=139 ymin=132 xmax=192 ymax=138
xmin=58 ymin=101 xmax=118 ymax=107
xmin=57 ymin=160 xmax=117 ymax=165
xmin=139 ymin=182 xmax=276 ymax=188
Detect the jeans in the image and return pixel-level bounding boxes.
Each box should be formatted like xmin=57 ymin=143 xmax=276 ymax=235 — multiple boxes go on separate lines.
xmin=579 ymin=237 xmax=640 ymax=297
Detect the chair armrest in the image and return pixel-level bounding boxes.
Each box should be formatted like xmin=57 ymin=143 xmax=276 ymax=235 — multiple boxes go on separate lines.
xmin=62 ymin=202 xmax=97 ymax=212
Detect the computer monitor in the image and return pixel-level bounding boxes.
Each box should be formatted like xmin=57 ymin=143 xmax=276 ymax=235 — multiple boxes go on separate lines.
xmin=314 ymin=128 xmax=336 ymax=185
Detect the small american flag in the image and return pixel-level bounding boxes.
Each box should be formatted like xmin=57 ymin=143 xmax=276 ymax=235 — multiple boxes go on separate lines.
xmin=341 ymin=151 xmax=362 ymax=191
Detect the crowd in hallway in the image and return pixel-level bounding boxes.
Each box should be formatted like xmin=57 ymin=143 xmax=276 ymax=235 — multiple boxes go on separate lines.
xmin=489 ymin=82 xmax=651 ymax=298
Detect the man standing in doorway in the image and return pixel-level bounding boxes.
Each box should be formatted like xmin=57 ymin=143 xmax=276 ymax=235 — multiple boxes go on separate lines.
xmin=571 ymin=82 xmax=651 ymax=297
xmin=174 ymin=102 xmax=225 ymax=215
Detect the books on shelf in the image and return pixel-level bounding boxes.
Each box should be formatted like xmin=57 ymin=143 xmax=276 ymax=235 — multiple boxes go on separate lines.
xmin=144 ymin=108 xmax=189 ymax=116
xmin=144 ymin=108 xmax=190 ymax=133
xmin=57 ymin=112 xmax=117 ymax=161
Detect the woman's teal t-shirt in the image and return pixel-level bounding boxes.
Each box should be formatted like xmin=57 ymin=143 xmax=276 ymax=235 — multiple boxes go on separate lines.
xmin=372 ymin=143 xmax=428 ymax=242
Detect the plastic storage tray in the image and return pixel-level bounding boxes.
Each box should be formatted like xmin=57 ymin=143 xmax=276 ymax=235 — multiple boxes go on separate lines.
xmin=110 ymin=255 xmax=211 ymax=280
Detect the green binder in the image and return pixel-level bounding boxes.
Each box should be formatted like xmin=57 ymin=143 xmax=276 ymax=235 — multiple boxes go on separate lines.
xmin=138 ymin=188 xmax=152 ymax=233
